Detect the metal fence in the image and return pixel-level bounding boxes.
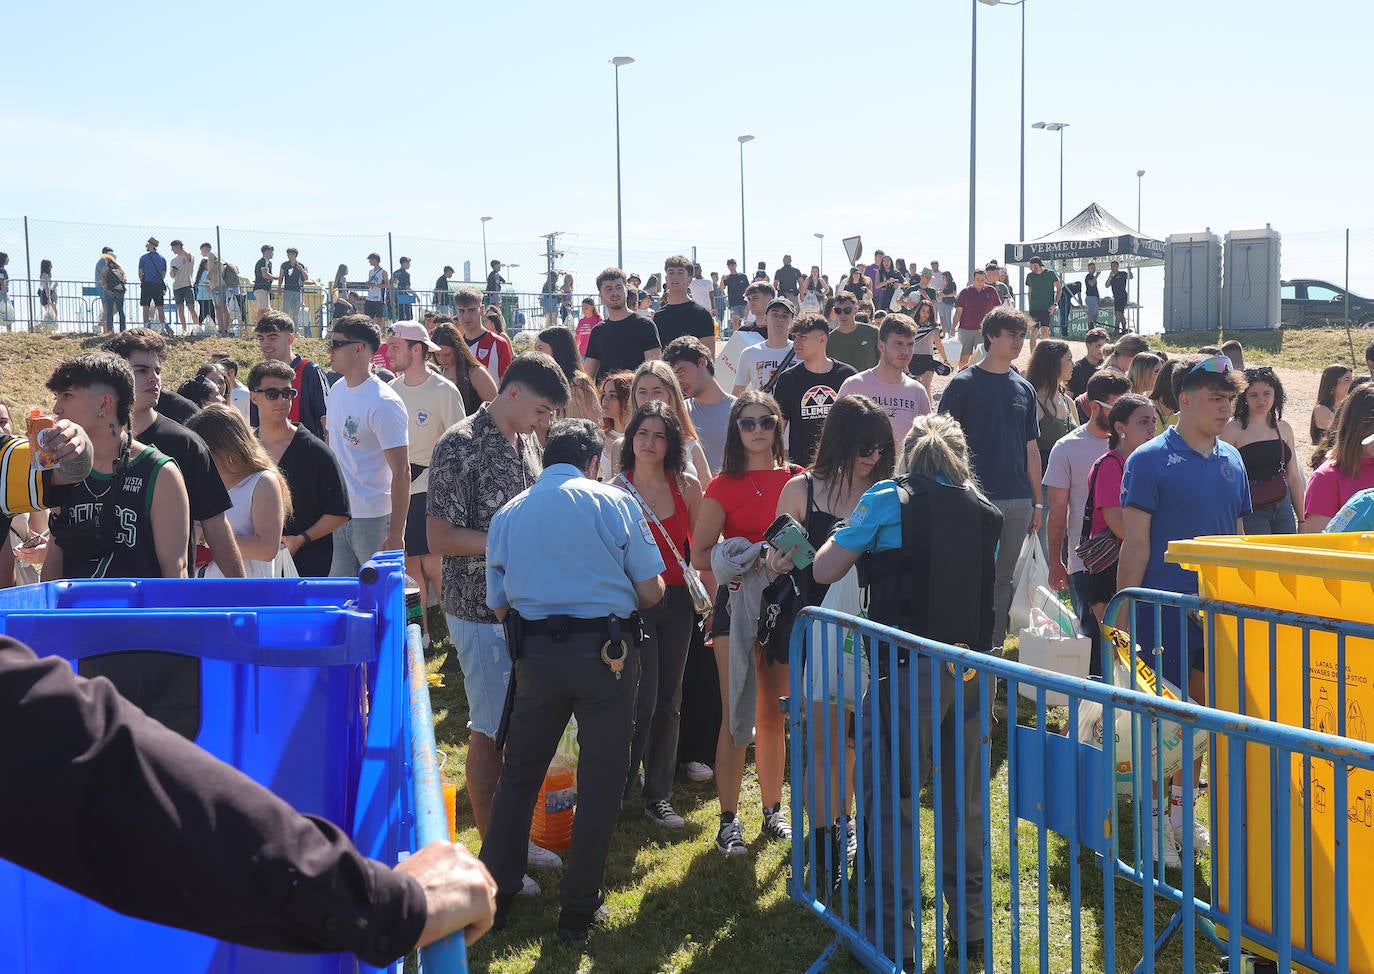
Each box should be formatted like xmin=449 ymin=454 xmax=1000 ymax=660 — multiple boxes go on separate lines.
xmin=787 ymin=593 xmax=1374 ymax=973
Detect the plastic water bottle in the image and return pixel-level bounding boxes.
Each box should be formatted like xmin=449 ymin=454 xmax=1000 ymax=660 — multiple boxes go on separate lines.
xmin=529 ymin=763 xmax=575 ymax=852
xmin=1324 ymin=488 xmax=1374 ymax=533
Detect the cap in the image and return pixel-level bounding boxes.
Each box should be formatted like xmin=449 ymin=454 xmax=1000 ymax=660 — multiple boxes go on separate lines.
xmin=146 ymin=237 xmax=158 ymax=247
xmin=920 ymin=266 xmax=933 ymax=276
xmin=766 ymin=297 xmax=797 ymax=316
xmin=1029 ymin=256 xmax=1044 ymax=266
xmin=390 ymin=321 xmax=440 ymax=351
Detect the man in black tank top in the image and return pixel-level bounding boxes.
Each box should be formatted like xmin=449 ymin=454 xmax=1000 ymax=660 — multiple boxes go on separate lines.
xmin=44 ymin=352 xmax=196 ymax=737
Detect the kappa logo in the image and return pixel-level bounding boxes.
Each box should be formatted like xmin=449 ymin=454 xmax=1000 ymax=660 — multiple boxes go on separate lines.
xmin=1165 ymin=453 xmax=1185 ymax=467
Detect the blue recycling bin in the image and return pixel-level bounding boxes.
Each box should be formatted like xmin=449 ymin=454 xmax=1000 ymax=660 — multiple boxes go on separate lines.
xmin=0 ymin=552 xmax=455 ymax=974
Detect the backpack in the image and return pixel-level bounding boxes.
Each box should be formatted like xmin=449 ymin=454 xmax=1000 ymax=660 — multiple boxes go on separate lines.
xmin=222 ymin=263 xmax=241 ymax=287
xmin=104 ymin=262 xmax=127 ymax=293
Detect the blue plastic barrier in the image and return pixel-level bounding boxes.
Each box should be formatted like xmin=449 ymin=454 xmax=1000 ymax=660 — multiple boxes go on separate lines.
xmin=0 ymin=552 xmax=466 ymax=974
xmin=787 ymin=603 xmax=1374 ymax=974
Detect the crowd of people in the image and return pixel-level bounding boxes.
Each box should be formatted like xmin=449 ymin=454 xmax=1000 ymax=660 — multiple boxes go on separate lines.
xmin=3 ymin=243 xmax=1374 ymax=965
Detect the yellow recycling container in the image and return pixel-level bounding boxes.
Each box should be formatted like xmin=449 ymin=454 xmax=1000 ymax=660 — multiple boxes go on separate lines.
xmin=1168 ymin=532 xmax=1374 ymax=973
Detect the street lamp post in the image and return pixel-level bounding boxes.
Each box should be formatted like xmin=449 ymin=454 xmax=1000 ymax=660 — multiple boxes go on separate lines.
xmin=968 ymin=0 xmax=978 ymax=285
xmin=814 ymin=232 xmax=824 ymax=277
xmin=978 ymin=0 xmax=1027 ymax=308
xmin=737 ymin=135 xmax=754 ymax=273
xmin=610 ymin=56 xmax=635 ymax=269
xmin=480 ymin=216 xmax=492 ymax=274
xmin=1136 ymin=168 xmax=1145 ymax=331
xmin=1032 ymin=120 xmax=1069 ymax=225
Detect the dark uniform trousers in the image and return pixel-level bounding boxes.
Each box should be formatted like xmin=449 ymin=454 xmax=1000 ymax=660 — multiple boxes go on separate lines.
xmin=480 ymin=630 xmax=640 ymax=915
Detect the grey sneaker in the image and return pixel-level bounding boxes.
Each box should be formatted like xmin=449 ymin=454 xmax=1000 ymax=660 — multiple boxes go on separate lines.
xmin=645 ymin=799 xmax=686 ymax=829
xmin=761 ymin=803 xmax=792 ymax=842
xmin=715 ymin=817 xmax=747 ymax=856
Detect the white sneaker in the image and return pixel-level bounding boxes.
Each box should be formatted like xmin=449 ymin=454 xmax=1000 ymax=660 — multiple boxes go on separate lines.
xmin=527 ymin=841 xmax=563 ymax=871
xmin=1182 ymin=818 xmax=1211 ymax=854
xmin=1152 ymin=825 xmax=1182 ymax=869
xmin=520 ymin=873 xmax=540 ymax=896
xmin=681 ymin=761 xmax=714 ymax=783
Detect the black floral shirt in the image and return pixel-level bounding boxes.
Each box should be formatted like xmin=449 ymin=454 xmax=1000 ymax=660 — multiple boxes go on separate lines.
xmin=427 ymin=405 xmax=542 ymax=622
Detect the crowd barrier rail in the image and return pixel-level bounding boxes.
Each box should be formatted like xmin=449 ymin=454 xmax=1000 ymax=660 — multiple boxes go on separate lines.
xmin=0 ymin=551 xmax=466 ymax=974
xmin=786 ymin=596 xmax=1374 ymax=974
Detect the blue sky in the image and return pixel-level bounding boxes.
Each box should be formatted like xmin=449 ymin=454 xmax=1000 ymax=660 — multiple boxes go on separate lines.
xmin=6 ymin=0 xmax=1374 ymax=322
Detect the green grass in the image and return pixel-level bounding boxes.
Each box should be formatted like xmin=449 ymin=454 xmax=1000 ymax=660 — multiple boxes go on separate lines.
xmin=1147 ymin=326 xmax=1368 ymax=372
xmin=424 ymin=616 xmax=1226 ymax=974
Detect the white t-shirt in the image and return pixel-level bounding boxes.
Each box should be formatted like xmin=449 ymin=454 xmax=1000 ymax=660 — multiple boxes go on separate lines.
xmin=688 ymin=278 xmax=714 ymax=312
xmin=230 ymin=385 xmax=251 ymax=423
xmin=169 ymin=252 xmax=194 ymax=288
xmin=837 ymin=368 xmax=931 ymax=447
xmin=1041 ymin=423 xmax=1111 ymax=574
xmin=734 ymin=340 xmax=792 ymax=392
xmin=389 ymin=371 xmax=465 ymax=494
xmin=325 ymin=374 xmax=410 ymax=518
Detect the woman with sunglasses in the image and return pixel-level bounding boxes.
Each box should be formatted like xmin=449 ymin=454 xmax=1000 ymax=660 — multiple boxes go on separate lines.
xmin=629 ymin=360 xmax=712 ymax=481
xmin=1310 ymin=364 xmax=1353 ymax=446
xmin=764 ymin=395 xmax=894 ymax=891
xmin=691 ymin=391 xmax=800 ymax=856
xmin=597 ymin=370 xmax=633 ymax=481
xmin=614 ymin=401 xmax=703 ymax=830
xmin=1303 ymin=384 xmax=1374 ymax=533
xmin=430 ymin=320 xmax=497 ymax=415
xmin=248 ymin=360 xmax=350 ymax=576
xmin=1220 ymin=366 xmax=1305 ymax=534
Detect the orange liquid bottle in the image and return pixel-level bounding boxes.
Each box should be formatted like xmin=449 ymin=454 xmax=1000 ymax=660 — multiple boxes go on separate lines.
xmin=529 ymin=763 xmax=575 ymax=852
xmin=27 ymin=409 xmax=56 ymax=470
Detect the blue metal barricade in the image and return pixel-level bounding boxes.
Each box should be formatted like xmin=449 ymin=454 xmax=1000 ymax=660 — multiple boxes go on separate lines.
xmin=787 ymin=603 xmax=1374 ymax=974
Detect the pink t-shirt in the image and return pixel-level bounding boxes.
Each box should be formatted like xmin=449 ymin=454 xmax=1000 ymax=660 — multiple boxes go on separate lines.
xmin=837 ymin=368 xmax=931 ymax=447
xmin=575 ymin=315 xmax=601 ymax=356
xmin=1305 ymin=456 xmax=1374 ymax=519
xmin=1089 ymin=449 xmax=1127 ymax=535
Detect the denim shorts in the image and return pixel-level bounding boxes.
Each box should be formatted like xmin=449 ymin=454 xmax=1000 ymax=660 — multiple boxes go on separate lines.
xmin=447 ymin=615 xmax=512 ymax=738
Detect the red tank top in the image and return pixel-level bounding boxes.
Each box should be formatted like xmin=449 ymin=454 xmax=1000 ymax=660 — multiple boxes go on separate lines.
xmin=625 ymin=471 xmax=689 ymax=586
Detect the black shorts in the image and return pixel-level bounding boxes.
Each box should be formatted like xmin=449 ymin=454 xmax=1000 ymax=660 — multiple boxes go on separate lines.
xmin=1030 ymin=308 xmax=1053 ymax=329
xmin=710 ymin=583 xmax=732 ymax=637
xmin=1082 ymin=563 xmax=1118 ymax=607
xmin=140 ymin=282 xmax=166 ymax=306
xmin=364 ymin=299 xmax=385 ymax=317
xmin=173 ymin=285 xmax=194 ymax=306
xmin=405 ymin=492 xmax=429 ymax=555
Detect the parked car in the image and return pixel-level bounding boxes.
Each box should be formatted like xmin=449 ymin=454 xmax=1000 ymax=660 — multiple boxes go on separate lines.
xmin=1281 ymin=279 xmax=1374 ymax=327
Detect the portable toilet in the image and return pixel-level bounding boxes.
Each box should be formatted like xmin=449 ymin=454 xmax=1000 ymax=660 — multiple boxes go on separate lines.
xmin=1222 ymin=225 xmax=1282 ymax=331
xmin=1163 ymin=230 xmax=1222 ymax=333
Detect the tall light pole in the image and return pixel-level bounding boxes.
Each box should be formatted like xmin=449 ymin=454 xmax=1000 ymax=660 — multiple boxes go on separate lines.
xmin=1136 ymin=169 xmax=1145 ymax=332
xmin=968 ymin=0 xmax=978 ymax=285
xmin=1032 ymin=120 xmax=1069 ymax=225
xmin=480 ymin=216 xmax=492 ymax=274
xmin=979 ymin=0 xmax=1026 ymax=308
xmin=814 ymin=232 xmax=824 ymax=277
xmin=610 ymin=56 xmax=635 ymax=269
xmin=737 ymin=135 xmax=755 ymax=273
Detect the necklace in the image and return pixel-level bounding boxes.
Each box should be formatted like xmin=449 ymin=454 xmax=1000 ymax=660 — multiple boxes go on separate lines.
xmin=745 ymin=471 xmax=768 ymax=497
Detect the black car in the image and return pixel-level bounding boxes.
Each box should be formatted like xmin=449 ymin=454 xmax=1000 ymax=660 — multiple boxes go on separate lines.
xmin=1281 ymin=278 xmax=1374 ymax=327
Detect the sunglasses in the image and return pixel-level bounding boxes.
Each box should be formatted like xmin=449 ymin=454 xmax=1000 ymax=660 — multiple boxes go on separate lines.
xmin=254 ymin=387 xmax=299 ymax=401
xmin=329 ymin=339 xmax=361 ymax=350
xmin=858 ymin=442 xmax=891 ymax=458
xmin=1189 ymin=355 xmax=1233 ymax=375
xmin=1244 ymin=366 xmax=1275 ymax=380
xmin=736 ymin=415 xmax=779 ymax=432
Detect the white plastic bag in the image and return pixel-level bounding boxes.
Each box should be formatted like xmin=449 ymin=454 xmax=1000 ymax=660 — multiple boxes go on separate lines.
xmin=1009 ymin=534 xmax=1048 ymax=634
xmin=806 ymin=568 xmax=870 ymax=706
xmin=1072 ymin=627 xmax=1208 ymax=797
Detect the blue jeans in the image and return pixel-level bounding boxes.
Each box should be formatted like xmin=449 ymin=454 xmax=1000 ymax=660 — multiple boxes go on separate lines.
xmin=102 ymin=294 xmax=126 ymax=331
xmin=1242 ymin=496 xmax=1297 ymax=535
xmin=1069 ymin=570 xmax=1103 ymax=677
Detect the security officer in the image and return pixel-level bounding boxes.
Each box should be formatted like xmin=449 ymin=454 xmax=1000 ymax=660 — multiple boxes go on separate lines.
xmin=480 ymin=418 xmax=666 ymax=944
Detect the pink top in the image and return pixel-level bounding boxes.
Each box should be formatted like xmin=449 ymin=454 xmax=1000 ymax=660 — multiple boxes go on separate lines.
xmin=576 ymin=315 xmax=601 ymax=356
xmin=837 ymin=369 xmax=931 ymax=447
xmin=1089 ymin=450 xmax=1127 ymax=535
xmin=1305 ymin=456 xmax=1374 ymax=519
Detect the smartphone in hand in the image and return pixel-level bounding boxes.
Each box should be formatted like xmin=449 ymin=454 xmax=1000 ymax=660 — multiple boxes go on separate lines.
xmin=764 ymin=513 xmax=816 ymax=569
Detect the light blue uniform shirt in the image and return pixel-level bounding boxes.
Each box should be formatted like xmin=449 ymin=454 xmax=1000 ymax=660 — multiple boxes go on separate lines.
xmin=486 ymin=463 xmax=666 ymax=620
xmin=831 ymin=479 xmax=906 ymax=554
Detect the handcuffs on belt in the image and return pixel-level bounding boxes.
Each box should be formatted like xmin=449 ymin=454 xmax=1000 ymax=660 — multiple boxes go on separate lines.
xmin=602 ymin=615 xmax=632 ymax=680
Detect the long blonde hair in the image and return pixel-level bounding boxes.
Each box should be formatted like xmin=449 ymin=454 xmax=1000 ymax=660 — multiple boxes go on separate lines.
xmin=899 ymin=413 xmax=978 ymax=490
xmin=630 ymin=360 xmax=698 ymax=441
xmin=186 ymin=404 xmax=292 ymax=518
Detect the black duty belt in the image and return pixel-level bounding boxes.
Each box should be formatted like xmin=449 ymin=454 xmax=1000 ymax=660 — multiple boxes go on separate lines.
xmin=522 ymin=616 xmax=631 ymax=638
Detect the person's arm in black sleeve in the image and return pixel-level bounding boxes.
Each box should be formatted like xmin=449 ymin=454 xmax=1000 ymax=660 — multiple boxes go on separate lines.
xmin=304 ymin=361 xmax=330 ymax=438
xmin=0 ymin=637 xmax=426 ymax=965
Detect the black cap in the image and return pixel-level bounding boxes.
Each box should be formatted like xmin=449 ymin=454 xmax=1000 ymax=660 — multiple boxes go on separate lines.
xmin=766 ymin=297 xmax=796 ymax=316
xmin=1029 ymin=256 xmax=1044 ymax=266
